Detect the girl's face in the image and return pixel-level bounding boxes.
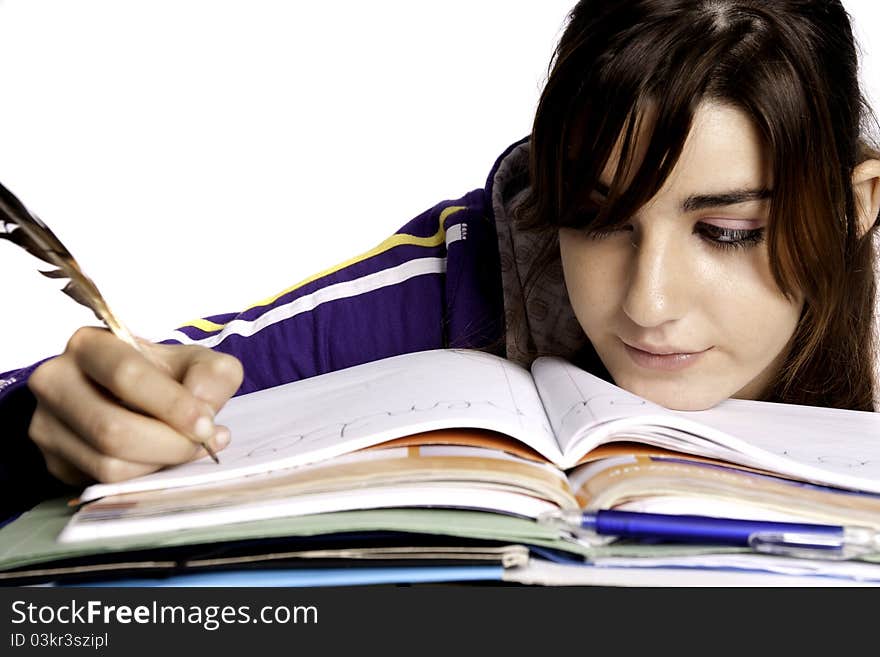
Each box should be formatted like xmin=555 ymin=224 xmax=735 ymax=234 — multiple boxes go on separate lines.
xmin=559 ymin=102 xmax=804 ymax=411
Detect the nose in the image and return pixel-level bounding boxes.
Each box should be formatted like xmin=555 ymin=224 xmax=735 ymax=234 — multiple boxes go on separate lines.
xmin=621 ymin=229 xmax=691 ymax=328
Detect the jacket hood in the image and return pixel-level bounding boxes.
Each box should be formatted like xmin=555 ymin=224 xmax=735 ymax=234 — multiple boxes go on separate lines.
xmin=490 ymin=140 xmax=589 ymax=369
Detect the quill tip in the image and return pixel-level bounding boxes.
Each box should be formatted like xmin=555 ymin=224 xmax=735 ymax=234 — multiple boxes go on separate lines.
xmin=203 ymin=442 xmax=221 ymax=464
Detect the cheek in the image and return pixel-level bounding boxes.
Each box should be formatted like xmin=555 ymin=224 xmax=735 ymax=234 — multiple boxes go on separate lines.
xmin=558 ymin=230 xmax=626 ymax=329
xmin=559 ymin=228 xmax=802 ymax=358
xmin=702 ymin=250 xmax=802 ymax=356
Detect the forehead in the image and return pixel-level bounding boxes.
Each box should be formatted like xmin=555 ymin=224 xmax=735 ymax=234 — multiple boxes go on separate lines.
xmin=600 ymin=101 xmax=772 ymax=192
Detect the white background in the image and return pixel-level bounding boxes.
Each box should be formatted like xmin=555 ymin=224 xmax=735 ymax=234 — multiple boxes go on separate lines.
xmin=0 ymin=0 xmax=877 ymax=373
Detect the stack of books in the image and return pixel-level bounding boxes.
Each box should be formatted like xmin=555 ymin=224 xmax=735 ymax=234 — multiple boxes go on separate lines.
xmin=2 ymin=349 xmax=880 ymax=586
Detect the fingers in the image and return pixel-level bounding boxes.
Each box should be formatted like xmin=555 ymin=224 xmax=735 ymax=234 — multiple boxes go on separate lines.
xmin=34 ymin=406 xmax=230 ymax=485
xmin=151 ymin=342 xmax=244 ymax=414
xmin=30 ymin=403 xmax=166 ymax=483
xmin=26 ymin=326 xmax=241 ymax=486
xmin=29 ymin=346 xmax=230 ymax=466
xmin=41 ymin=451 xmax=91 ymax=487
xmin=64 ymin=327 xmax=226 ymax=450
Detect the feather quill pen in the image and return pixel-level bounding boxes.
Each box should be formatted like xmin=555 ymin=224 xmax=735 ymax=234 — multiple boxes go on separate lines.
xmin=0 ymin=180 xmax=219 ymax=463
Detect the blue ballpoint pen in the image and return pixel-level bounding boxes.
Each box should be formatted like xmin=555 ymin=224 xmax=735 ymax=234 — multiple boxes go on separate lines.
xmin=536 ymin=509 xmax=880 ymax=560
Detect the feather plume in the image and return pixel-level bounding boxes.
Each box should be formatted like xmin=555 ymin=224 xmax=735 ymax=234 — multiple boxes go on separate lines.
xmin=0 ymin=180 xmax=140 ymax=350
xmin=0 ymin=180 xmax=220 ymax=463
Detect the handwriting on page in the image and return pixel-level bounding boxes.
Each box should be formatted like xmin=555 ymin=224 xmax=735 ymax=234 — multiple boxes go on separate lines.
xmin=86 ymin=349 xmax=561 ymax=499
xmin=242 ymin=399 xmax=538 ymax=460
xmin=683 ymin=400 xmax=880 ymax=479
xmin=559 ymin=394 xmax=651 ymax=431
xmin=532 ymin=356 xmax=880 ymax=491
xmin=531 ymin=357 xmax=662 ymax=455
xmin=217 ymin=349 xmax=555 ymax=464
xmin=76 ymin=348 xmax=567 ymax=503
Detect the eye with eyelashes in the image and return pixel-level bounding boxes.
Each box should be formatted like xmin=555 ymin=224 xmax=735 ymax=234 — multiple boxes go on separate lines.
xmin=568 ymin=180 xmax=774 ymax=251
xmin=695 ymin=222 xmax=766 ymax=250
xmin=570 ymin=206 xmax=766 ymax=251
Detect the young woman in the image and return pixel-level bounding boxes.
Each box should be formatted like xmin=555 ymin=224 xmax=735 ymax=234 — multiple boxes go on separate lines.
xmin=1 ymin=0 xmax=878 ymax=521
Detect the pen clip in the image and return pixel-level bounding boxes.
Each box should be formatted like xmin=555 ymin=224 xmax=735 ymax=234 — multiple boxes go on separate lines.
xmin=748 ymin=531 xmax=870 ymax=561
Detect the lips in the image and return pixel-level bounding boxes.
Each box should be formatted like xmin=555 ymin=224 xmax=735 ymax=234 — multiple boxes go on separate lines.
xmin=621 ymin=339 xmax=707 ymax=356
xmin=621 ymin=339 xmax=711 ymax=372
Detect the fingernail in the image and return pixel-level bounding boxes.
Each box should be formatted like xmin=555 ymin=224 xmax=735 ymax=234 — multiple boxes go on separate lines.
xmin=214 ymin=427 xmax=231 ymax=449
xmin=194 ymin=415 xmax=215 ymax=441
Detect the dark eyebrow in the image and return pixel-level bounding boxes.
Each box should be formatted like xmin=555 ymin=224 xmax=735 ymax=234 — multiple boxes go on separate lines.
xmin=593 ymin=182 xmax=772 ymax=212
xmin=681 ymin=188 xmax=772 ymax=212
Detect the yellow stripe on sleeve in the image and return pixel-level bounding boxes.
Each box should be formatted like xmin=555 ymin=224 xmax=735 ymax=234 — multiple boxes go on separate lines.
xmin=178 ymin=205 xmax=467 ymax=332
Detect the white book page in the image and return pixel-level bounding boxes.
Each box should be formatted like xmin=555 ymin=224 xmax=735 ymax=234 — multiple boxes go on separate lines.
xmin=503 ymin=559 xmax=880 ymax=587
xmin=667 ymin=399 xmax=880 ymax=492
xmin=79 ymin=349 xmax=560 ymax=502
xmin=530 ymin=356 xmax=669 ymax=457
xmin=532 ymin=357 xmax=880 ymax=492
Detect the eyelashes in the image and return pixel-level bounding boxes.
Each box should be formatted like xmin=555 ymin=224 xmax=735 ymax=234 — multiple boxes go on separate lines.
xmin=696 ymin=223 xmax=765 ymax=250
xmin=578 ymin=217 xmax=766 ymax=252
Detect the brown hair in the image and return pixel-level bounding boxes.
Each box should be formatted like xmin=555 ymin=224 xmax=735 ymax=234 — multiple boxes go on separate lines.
xmin=516 ymin=0 xmax=879 ymax=410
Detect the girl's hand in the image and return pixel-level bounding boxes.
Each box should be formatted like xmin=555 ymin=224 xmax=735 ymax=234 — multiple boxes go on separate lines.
xmin=26 ymin=326 xmax=244 ymax=485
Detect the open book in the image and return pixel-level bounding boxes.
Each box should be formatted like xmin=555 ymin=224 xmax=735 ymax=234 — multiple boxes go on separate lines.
xmin=59 ymin=349 xmax=880 ymax=542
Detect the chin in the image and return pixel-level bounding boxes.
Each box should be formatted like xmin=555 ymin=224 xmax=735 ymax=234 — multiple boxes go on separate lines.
xmin=650 ymin=395 xmax=721 ymax=412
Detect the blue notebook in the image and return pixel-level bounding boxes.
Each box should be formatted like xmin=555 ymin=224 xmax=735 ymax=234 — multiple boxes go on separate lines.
xmin=68 ymin=565 xmax=505 ymax=587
